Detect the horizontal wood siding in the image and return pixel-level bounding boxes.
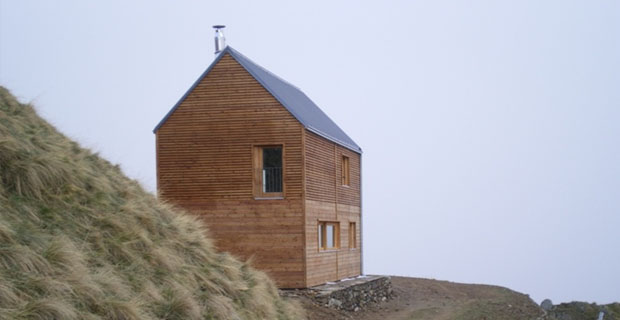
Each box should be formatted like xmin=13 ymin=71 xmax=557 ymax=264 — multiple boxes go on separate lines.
xmin=336 ymin=145 xmax=361 ymax=207
xmin=336 ymin=204 xmax=361 ymax=279
xmin=305 ymin=200 xmax=361 ymax=286
xmin=304 ymin=131 xmax=361 ymax=287
xmin=305 ymin=131 xmax=336 ymax=203
xmin=156 ymin=54 xmax=304 ymax=288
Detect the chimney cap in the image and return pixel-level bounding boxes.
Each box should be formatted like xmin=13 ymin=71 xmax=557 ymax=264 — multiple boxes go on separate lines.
xmin=213 ymin=25 xmax=227 ymax=54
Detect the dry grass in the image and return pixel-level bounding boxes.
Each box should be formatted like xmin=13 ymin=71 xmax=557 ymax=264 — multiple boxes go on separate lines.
xmin=0 ymin=86 xmax=304 ymax=319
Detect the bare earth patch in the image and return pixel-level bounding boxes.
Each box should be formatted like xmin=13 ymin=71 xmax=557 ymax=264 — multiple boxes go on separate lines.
xmin=296 ymin=276 xmax=544 ymax=320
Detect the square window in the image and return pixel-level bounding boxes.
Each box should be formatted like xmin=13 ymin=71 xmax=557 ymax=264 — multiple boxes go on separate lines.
xmin=318 ymin=221 xmax=339 ymax=251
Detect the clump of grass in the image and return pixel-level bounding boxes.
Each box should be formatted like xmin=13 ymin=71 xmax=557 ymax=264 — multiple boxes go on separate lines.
xmin=14 ymin=299 xmax=78 ymax=320
xmin=0 ymin=86 xmax=304 ymax=319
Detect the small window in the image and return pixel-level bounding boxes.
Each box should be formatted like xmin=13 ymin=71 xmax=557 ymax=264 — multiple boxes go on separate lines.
xmin=318 ymin=221 xmax=339 ymax=251
xmin=253 ymin=145 xmax=283 ymax=198
xmin=349 ymin=222 xmax=356 ymax=249
xmin=342 ymin=155 xmax=350 ymax=186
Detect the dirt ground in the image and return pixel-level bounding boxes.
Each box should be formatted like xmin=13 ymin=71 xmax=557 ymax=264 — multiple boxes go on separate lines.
xmin=295 ymin=276 xmax=544 ymax=320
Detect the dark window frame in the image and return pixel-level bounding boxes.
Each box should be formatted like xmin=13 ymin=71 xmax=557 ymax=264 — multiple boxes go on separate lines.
xmin=253 ymin=145 xmax=285 ymax=199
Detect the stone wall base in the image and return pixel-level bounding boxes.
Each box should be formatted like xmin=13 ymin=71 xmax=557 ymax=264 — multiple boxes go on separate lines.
xmin=283 ymin=275 xmax=393 ymax=312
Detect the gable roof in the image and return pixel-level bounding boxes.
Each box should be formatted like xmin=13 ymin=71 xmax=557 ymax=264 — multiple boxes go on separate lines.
xmin=153 ymin=46 xmax=362 ymax=154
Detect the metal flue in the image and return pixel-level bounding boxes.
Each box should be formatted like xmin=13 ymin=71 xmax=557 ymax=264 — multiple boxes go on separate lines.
xmin=213 ymin=25 xmax=226 ymax=54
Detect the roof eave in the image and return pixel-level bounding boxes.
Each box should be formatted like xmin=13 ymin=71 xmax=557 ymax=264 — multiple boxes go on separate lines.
xmin=305 ymin=127 xmax=362 ymax=154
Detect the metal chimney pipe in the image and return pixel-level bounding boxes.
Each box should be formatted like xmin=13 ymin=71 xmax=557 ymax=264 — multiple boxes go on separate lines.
xmin=213 ymin=25 xmax=226 ymax=54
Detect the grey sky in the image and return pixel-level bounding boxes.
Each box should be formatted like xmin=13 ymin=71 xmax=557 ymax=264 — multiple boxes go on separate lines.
xmin=1 ymin=0 xmax=618 ymax=304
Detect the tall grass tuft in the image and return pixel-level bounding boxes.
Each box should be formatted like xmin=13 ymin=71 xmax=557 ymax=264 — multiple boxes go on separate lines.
xmin=15 ymin=299 xmax=78 ymax=320
xmin=0 ymin=86 xmax=304 ymax=319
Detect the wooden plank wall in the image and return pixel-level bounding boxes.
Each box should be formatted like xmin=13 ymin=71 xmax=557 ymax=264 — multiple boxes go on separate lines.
xmin=156 ymin=53 xmax=305 ymax=288
xmin=336 ymin=145 xmax=361 ymax=207
xmin=304 ymin=131 xmax=361 ymax=287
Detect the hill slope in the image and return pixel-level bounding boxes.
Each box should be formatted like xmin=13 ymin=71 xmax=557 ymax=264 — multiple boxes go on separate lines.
xmin=0 ymin=87 xmax=303 ymax=319
xmin=299 ymin=276 xmax=544 ymax=320
xmin=299 ymin=276 xmax=619 ymax=320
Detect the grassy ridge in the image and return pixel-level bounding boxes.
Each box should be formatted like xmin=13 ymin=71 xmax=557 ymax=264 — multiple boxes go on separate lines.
xmin=0 ymin=87 xmax=304 ymax=319
xmin=545 ymin=302 xmax=620 ymax=320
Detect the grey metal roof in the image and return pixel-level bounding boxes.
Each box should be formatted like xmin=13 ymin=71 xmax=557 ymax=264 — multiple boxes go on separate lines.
xmin=153 ymin=46 xmax=362 ymax=154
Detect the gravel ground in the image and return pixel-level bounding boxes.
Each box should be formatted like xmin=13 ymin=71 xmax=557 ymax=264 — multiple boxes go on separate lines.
xmin=295 ymin=276 xmax=544 ymax=320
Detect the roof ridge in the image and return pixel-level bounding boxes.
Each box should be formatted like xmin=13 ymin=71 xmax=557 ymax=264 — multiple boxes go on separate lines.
xmin=153 ymin=46 xmax=362 ymax=153
xmin=227 ymin=47 xmax=302 ymax=91
xmin=226 ymin=47 xmax=361 ymax=153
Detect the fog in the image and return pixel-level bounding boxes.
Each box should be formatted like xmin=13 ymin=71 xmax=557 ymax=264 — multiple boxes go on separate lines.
xmin=1 ymin=0 xmax=618 ymax=304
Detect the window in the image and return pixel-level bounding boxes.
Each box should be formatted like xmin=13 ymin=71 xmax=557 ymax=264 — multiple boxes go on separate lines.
xmin=253 ymin=145 xmax=283 ymax=198
xmin=349 ymin=222 xmax=356 ymax=249
xmin=318 ymin=221 xmax=339 ymax=250
xmin=341 ymin=155 xmax=350 ymax=186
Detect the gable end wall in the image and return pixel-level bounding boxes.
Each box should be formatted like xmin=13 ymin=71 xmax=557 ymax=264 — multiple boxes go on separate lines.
xmin=156 ymin=53 xmax=305 ymax=287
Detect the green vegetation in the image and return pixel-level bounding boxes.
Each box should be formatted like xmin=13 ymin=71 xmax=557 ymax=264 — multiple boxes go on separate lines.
xmin=547 ymin=302 xmax=620 ymax=320
xmin=0 ymin=87 xmax=304 ymax=319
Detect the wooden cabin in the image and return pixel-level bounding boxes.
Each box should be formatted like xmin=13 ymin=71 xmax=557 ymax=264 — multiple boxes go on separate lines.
xmin=154 ymin=46 xmax=362 ymax=288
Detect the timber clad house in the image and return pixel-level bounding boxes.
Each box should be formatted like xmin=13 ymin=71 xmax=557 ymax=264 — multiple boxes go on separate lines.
xmin=154 ymin=42 xmax=362 ymax=288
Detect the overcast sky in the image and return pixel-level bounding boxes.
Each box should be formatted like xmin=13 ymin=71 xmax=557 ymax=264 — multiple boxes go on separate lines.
xmin=1 ymin=0 xmax=619 ymax=304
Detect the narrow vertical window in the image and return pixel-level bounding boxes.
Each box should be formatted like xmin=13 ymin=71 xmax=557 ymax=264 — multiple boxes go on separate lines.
xmin=253 ymin=145 xmax=283 ymax=198
xmin=349 ymin=222 xmax=356 ymax=249
xmin=318 ymin=221 xmax=340 ymax=251
xmin=342 ymin=155 xmax=350 ymax=186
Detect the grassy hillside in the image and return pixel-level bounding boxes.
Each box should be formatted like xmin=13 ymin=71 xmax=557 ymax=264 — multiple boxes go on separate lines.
xmin=0 ymin=87 xmax=304 ymax=319
xmin=545 ymin=302 xmax=620 ymax=320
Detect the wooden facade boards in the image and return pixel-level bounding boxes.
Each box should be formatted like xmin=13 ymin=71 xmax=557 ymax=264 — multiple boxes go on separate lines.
xmin=304 ymin=131 xmax=361 ymax=287
xmin=156 ymin=52 xmax=361 ymax=288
